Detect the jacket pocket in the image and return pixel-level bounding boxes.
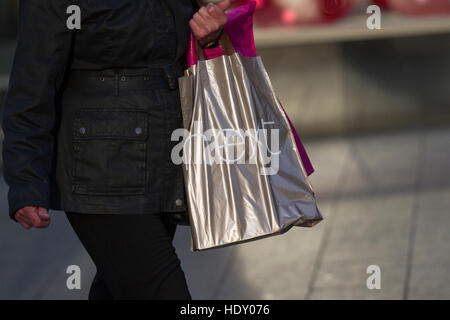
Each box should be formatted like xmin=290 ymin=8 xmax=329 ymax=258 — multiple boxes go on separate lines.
xmin=71 ymin=109 xmax=148 ymax=196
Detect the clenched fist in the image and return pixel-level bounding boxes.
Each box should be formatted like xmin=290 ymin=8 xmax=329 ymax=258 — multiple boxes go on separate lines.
xmin=15 ymin=206 xmax=50 ymax=229
xmin=189 ymin=0 xmax=231 ymax=47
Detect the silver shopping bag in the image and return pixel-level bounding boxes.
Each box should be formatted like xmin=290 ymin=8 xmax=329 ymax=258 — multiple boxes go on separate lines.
xmin=177 ymin=28 xmax=322 ymax=251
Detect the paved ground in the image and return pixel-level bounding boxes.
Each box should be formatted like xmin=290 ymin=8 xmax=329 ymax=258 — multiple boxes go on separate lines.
xmin=0 ymin=125 xmax=449 ymax=300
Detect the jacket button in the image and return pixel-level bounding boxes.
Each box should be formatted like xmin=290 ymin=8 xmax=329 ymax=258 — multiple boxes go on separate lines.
xmin=175 ymin=199 xmax=183 ymax=207
xmin=135 ymin=127 xmax=142 ymax=135
xmin=120 ymin=76 xmax=127 ymax=82
xmin=79 ymin=127 xmax=86 ymax=134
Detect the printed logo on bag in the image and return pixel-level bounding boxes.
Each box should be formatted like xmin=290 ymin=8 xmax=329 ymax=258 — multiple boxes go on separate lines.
xmin=171 ymin=119 xmax=280 ymax=175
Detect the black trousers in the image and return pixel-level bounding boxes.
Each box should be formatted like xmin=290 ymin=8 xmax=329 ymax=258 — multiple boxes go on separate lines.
xmin=65 ymin=212 xmax=192 ymax=300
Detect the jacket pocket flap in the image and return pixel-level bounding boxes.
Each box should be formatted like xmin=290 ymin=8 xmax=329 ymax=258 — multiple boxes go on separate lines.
xmin=73 ymin=109 xmax=148 ymax=140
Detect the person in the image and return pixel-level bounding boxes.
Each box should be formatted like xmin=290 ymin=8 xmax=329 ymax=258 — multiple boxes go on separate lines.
xmin=2 ymin=0 xmax=231 ymax=300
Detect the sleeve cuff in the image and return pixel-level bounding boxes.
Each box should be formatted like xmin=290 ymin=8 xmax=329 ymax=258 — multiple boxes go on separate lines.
xmin=7 ymin=184 xmax=50 ymax=222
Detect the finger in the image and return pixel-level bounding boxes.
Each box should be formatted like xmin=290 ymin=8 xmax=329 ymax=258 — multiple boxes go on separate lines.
xmin=35 ymin=218 xmax=50 ymax=229
xmin=198 ymin=6 xmax=214 ymax=20
xmin=217 ymin=0 xmax=231 ymax=11
xmin=15 ymin=213 xmax=29 ymax=225
xmin=18 ymin=220 xmax=32 ymax=230
xmin=189 ymin=19 xmax=206 ymax=39
xmin=27 ymin=208 xmax=45 ymax=227
xmin=26 ymin=207 xmax=40 ymax=226
xmin=196 ymin=9 xmax=221 ymax=35
xmin=193 ymin=11 xmax=210 ymax=31
xmin=16 ymin=211 xmax=33 ymax=226
xmin=37 ymin=207 xmax=50 ymax=221
xmin=29 ymin=209 xmax=50 ymax=228
xmin=207 ymin=3 xmax=228 ymax=22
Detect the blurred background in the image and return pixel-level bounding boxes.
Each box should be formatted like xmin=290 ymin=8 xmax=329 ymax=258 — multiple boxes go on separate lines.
xmin=0 ymin=0 xmax=449 ymax=299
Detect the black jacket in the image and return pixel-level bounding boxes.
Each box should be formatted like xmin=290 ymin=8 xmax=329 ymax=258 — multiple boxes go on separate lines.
xmin=2 ymin=0 xmax=200 ymax=220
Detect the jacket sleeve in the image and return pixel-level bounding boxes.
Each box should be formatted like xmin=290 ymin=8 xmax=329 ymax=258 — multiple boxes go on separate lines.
xmin=1 ymin=0 xmax=74 ymax=220
xmin=192 ymin=0 xmax=201 ymax=11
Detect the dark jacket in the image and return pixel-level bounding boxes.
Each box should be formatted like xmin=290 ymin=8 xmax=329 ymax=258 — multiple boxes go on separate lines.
xmin=2 ymin=0 xmax=200 ymax=220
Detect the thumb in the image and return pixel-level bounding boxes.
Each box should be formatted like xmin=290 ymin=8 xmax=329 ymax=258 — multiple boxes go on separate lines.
xmin=217 ymin=0 xmax=231 ymax=11
xmin=37 ymin=206 xmax=50 ymax=220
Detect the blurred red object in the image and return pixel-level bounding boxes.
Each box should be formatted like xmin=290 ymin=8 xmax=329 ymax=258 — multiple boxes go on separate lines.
xmin=372 ymin=0 xmax=389 ymax=8
xmin=319 ymin=0 xmax=356 ymax=21
xmin=382 ymin=0 xmax=450 ymax=15
xmin=232 ymin=0 xmax=283 ymax=26
xmin=232 ymin=0 xmax=358 ymax=26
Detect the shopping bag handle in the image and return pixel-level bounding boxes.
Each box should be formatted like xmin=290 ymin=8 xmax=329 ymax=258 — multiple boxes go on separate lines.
xmin=217 ymin=30 xmax=235 ymax=56
xmin=191 ymin=29 xmax=236 ymax=63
